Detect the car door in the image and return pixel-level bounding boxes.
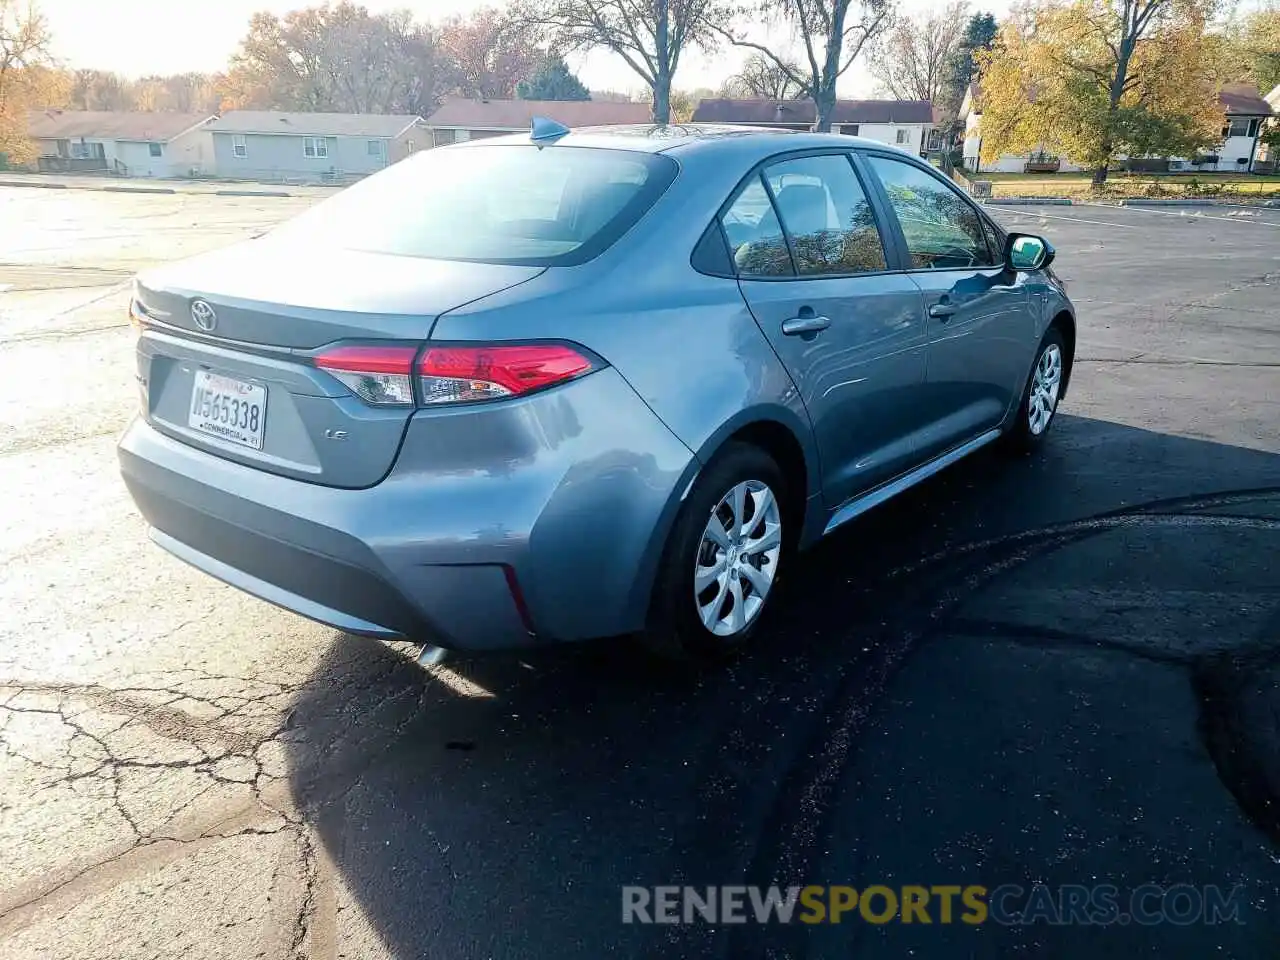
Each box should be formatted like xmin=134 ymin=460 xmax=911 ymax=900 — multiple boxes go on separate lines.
xmin=725 ymin=152 xmax=930 ymax=509
xmin=862 ymin=153 xmax=1033 ymax=462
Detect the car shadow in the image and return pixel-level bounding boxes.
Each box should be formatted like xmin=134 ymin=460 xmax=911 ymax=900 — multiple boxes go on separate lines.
xmin=284 ymin=414 xmax=1280 ymax=959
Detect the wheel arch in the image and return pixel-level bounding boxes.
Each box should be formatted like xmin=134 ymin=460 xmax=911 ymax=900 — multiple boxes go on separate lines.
xmin=626 ymin=407 xmax=821 ymax=629
xmin=1049 ymin=309 xmax=1076 ymax=398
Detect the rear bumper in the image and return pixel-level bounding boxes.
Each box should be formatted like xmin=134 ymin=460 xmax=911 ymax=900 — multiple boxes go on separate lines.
xmin=118 ymin=367 xmax=697 ymax=651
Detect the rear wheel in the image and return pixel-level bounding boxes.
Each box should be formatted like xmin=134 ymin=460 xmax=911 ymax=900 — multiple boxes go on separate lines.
xmin=642 ymin=443 xmax=787 ymax=661
xmin=1005 ymin=326 xmax=1066 ymax=452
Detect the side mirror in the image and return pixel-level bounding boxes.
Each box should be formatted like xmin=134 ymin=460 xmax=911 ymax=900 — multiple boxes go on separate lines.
xmin=1004 ymin=233 xmax=1055 ymax=272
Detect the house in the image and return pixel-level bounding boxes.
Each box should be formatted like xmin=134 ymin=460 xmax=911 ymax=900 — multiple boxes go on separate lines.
xmin=204 ymin=112 xmax=428 ymax=183
xmin=1253 ymin=83 xmax=1280 ymax=172
xmin=690 ymin=99 xmax=943 ymax=155
xmin=25 ymin=110 xmax=215 ymax=178
xmin=961 ymin=82 xmax=1275 ymax=174
xmin=423 ymin=98 xmax=653 ymax=146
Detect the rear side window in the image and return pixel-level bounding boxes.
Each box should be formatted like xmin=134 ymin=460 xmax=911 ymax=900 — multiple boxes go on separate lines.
xmin=269 ymin=145 xmax=678 ymax=267
xmin=763 ymin=154 xmax=887 ymax=276
xmin=722 ymin=178 xmax=793 ymax=277
xmin=867 ymin=155 xmax=997 ymax=270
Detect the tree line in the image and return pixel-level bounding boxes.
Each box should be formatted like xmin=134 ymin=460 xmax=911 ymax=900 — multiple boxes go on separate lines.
xmin=2 ymin=0 xmax=1277 ymax=183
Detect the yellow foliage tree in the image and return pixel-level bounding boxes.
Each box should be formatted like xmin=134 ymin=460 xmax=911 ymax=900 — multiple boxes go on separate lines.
xmin=976 ymin=0 xmax=1226 ymax=186
xmin=0 ymin=0 xmax=63 ymax=166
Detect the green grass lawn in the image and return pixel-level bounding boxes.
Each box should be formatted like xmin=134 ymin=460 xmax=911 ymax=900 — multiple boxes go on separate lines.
xmin=963 ymin=170 xmax=1280 ymax=198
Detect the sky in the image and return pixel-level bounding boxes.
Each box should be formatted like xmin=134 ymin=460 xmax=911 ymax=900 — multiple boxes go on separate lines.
xmin=38 ymin=0 xmax=1018 ymax=99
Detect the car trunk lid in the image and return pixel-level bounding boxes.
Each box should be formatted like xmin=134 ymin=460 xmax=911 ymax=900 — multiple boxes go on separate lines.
xmin=133 ymin=239 xmax=543 ymax=488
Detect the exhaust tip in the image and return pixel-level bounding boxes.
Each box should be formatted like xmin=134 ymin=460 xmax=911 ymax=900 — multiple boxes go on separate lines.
xmin=416 ymin=643 xmax=449 ymax=668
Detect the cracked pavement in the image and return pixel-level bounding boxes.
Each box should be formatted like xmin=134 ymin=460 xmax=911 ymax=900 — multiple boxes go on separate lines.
xmin=0 ymin=191 xmax=1277 ymax=958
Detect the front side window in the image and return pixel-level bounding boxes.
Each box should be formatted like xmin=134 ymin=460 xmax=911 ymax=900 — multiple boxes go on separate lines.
xmin=1224 ymin=118 xmax=1252 ymax=138
xmin=368 ymin=139 xmax=384 ymax=156
xmin=148 ymin=142 xmax=163 ymax=158
xmin=304 ymin=137 xmax=328 ymax=159
xmin=896 ymin=129 xmax=911 ymax=145
xmin=721 ymin=177 xmax=792 ymax=277
xmin=232 ymin=134 xmax=247 ymax=159
xmin=868 ymin=155 xmax=996 ymax=270
xmin=270 ymin=145 xmax=677 ymax=267
xmin=763 ymin=154 xmax=887 ymax=275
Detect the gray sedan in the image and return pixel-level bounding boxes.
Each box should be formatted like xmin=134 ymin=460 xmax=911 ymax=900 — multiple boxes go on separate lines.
xmin=118 ymin=123 xmax=1075 ymax=661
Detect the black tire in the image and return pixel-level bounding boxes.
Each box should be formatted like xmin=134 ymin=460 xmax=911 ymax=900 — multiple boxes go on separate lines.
xmin=1004 ymin=325 xmax=1067 ymax=454
xmin=641 ymin=442 xmax=788 ymax=662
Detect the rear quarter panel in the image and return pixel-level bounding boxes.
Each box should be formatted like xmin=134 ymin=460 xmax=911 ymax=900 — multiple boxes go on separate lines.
xmin=428 ymin=142 xmax=820 ymax=500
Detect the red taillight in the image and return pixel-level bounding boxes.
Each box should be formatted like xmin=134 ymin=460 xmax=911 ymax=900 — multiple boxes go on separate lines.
xmin=418 ymin=344 xmax=595 ymax=405
xmin=315 ymin=345 xmax=418 ymax=405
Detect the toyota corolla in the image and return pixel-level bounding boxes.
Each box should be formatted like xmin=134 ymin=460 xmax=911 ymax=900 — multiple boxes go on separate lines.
xmin=118 ymin=123 xmax=1075 ymax=661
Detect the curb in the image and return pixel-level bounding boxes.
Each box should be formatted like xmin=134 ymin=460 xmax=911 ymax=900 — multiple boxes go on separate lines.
xmin=214 ymin=189 xmax=293 ymax=198
xmin=101 ymin=185 xmax=177 ymax=195
xmin=983 ymin=197 xmax=1074 ymax=205
xmin=0 ymin=178 xmax=66 ymax=189
xmin=1118 ymin=198 xmax=1280 ymax=209
xmin=0 ymin=179 xmax=299 ymax=197
xmin=1119 ymin=198 xmax=1216 ymax=207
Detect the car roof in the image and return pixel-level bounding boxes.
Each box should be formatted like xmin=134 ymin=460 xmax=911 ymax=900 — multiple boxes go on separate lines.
xmin=447 ymin=123 xmax=922 ymax=164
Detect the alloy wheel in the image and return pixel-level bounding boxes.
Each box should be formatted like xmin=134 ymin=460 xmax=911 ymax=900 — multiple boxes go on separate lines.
xmin=1028 ymin=342 xmax=1063 ymax=435
xmin=694 ymin=480 xmax=783 ymax=637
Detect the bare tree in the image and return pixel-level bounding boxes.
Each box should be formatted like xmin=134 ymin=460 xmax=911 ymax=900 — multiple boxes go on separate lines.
xmin=533 ymin=0 xmax=727 ymax=122
xmin=714 ymin=0 xmax=895 ymax=131
xmin=868 ymin=0 xmax=969 ymax=101
xmin=722 ymin=52 xmax=806 ymax=98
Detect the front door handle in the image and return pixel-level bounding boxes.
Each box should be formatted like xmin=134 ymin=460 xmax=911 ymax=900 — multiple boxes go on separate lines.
xmin=781 ymin=314 xmax=832 ymax=336
xmin=928 ymin=300 xmax=956 ymax=320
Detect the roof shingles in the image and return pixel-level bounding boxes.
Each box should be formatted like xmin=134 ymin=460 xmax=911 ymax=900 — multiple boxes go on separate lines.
xmin=26 ymin=110 xmax=211 ymax=142
xmin=691 ymin=98 xmax=938 ymax=125
xmin=204 ymin=112 xmax=424 ymax=138
xmin=424 ymin=97 xmax=652 ymax=129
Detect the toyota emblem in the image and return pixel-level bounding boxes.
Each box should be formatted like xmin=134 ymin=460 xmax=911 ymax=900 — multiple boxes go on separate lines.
xmin=190 ymin=299 xmax=217 ymax=332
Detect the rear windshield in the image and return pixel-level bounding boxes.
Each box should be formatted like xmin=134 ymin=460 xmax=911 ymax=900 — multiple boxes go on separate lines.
xmin=270 ymin=145 xmax=678 ymax=266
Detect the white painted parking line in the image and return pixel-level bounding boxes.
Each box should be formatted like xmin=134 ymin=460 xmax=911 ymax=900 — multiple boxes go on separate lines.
xmin=990 ymin=208 xmax=1144 ymax=230
xmin=1076 ymin=202 xmax=1280 ymax=227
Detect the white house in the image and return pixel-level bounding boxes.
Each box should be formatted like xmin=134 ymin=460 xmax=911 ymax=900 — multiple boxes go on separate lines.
xmin=691 ymin=99 xmax=943 ymax=155
xmin=961 ymin=82 xmax=1275 ymax=174
xmin=26 ymin=110 xmax=215 ymax=178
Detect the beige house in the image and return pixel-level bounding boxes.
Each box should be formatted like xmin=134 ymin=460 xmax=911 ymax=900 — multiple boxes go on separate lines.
xmin=26 ymin=110 xmax=215 ymax=178
xmin=423 ymin=98 xmax=652 ymax=146
xmin=204 ymin=112 xmax=428 ymax=184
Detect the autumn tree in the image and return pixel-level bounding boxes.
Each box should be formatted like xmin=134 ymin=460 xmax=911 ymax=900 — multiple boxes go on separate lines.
xmin=1228 ymin=6 xmax=1280 ymax=92
xmin=223 ymin=3 xmax=454 ymax=116
xmin=517 ymin=56 xmax=591 ymax=99
xmin=0 ymin=0 xmax=63 ymax=165
xmin=714 ymin=0 xmax=894 ymax=131
xmin=977 ymin=0 xmax=1225 ymax=186
xmin=869 ymin=1 xmax=970 ymax=101
xmin=533 ymin=0 xmax=726 ymax=123
xmin=722 ymin=52 xmax=806 ymax=98
xmin=440 ymin=7 xmax=544 ymax=98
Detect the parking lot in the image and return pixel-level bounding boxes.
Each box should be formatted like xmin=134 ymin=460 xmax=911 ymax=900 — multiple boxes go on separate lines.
xmin=1 ymin=188 xmax=1277 ymax=958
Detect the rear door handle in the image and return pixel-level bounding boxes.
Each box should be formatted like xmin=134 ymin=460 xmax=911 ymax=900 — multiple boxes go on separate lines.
xmin=781 ymin=315 xmax=832 ymax=336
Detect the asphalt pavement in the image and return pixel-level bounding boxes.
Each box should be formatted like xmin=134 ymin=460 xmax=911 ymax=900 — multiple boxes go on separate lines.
xmin=0 ymin=192 xmax=1277 ymax=959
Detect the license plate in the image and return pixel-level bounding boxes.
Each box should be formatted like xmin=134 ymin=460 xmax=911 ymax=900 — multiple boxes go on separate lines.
xmin=188 ymin=370 xmax=267 ymax=450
